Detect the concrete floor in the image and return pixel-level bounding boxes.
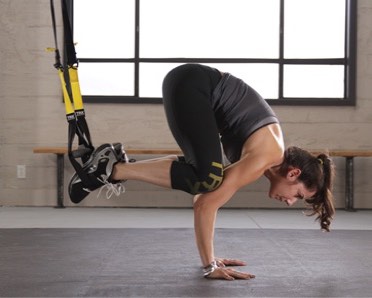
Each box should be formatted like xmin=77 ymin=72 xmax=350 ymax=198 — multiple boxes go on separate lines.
xmin=1 ymin=207 xmax=372 ymax=297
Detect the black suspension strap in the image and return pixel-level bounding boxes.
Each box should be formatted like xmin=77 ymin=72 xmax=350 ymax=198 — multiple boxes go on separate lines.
xmin=49 ymin=0 xmax=96 ymax=190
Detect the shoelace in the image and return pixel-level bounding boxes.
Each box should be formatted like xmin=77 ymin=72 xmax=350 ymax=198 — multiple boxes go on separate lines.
xmin=97 ymin=175 xmax=126 ymax=200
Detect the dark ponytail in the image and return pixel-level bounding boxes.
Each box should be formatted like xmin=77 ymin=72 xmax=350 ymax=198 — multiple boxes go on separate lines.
xmin=280 ymin=147 xmax=336 ymax=231
xmin=305 ymin=153 xmax=335 ymax=232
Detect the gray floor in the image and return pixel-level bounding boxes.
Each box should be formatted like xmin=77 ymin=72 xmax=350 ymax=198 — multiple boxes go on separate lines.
xmin=1 ymin=207 xmax=372 ymax=298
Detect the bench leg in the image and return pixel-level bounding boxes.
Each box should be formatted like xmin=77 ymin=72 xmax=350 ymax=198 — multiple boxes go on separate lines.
xmin=55 ymin=153 xmax=65 ymax=208
xmin=345 ymin=157 xmax=355 ymax=212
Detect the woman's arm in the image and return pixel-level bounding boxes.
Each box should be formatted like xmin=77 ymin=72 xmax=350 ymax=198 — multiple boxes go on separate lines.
xmin=193 ymin=153 xmax=269 ymax=279
xmin=193 ymin=185 xmax=236 ymax=267
xmin=193 ymin=123 xmax=285 ymax=280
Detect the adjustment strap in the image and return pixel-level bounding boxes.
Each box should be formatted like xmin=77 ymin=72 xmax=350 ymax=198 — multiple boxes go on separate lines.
xmin=49 ymin=0 xmax=62 ymax=69
xmin=61 ymin=0 xmax=78 ymax=66
xmin=61 ymin=1 xmax=94 ymax=153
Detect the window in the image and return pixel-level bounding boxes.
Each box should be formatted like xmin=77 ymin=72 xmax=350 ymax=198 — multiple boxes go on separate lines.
xmin=70 ymin=0 xmax=356 ymax=105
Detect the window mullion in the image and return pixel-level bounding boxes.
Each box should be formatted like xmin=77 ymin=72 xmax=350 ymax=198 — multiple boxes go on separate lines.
xmin=344 ymin=0 xmax=357 ymax=104
xmin=134 ymin=0 xmax=140 ymax=97
xmin=278 ymin=0 xmax=285 ymax=100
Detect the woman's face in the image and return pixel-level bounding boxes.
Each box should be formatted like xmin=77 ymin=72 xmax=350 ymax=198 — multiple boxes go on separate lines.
xmin=265 ymin=168 xmax=316 ymax=206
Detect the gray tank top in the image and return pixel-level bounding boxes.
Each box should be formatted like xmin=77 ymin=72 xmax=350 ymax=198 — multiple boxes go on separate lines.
xmin=211 ymin=73 xmax=279 ymax=163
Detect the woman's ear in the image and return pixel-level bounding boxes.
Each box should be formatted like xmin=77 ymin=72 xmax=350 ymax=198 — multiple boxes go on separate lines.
xmin=286 ymin=167 xmax=301 ymax=181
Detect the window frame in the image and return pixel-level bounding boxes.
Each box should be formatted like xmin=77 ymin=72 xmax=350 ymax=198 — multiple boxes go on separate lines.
xmin=67 ymin=0 xmax=357 ymax=106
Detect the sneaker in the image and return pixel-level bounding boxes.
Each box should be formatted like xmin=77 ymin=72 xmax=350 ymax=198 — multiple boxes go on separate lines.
xmin=112 ymin=142 xmax=129 ymax=163
xmin=68 ymin=143 xmax=128 ymax=204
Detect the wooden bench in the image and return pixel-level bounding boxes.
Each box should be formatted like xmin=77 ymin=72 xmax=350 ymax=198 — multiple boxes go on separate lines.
xmin=33 ymin=147 xmax=372 ymax=210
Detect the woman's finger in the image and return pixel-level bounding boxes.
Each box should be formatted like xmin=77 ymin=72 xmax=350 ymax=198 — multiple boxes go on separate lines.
xmin=207 ymin=267 xmax=255 ymax=281
xmin=226 ymin=268 xmax=255 ymax=280
xmin=222 ymin=258 xmax=247 ymax=266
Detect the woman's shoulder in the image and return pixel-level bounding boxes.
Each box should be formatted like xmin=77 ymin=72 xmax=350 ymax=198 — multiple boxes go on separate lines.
xmin=241 ymin=123 xmax=284 ymax=167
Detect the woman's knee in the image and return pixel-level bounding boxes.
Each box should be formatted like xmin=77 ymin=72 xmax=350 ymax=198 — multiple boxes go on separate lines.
xmin=170 ymin=160 xmax=224 ymax=195
xmin=188 ymin=161 xmax=224 ymax=194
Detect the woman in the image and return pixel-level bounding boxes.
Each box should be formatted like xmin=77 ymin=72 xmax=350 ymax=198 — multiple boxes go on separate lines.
xmin=69 ymin=64 xmax=335 ymax=280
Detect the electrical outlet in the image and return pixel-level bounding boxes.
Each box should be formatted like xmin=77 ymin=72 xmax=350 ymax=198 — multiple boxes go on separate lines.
xmin=17 ymin=165 xmax=26 ymax=179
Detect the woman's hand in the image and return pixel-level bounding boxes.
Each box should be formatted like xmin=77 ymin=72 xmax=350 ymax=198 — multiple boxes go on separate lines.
xmin=204 ymin=258 xmax=255 ymax=280
xmin=206 ymin=267 xmax=255 ymax=281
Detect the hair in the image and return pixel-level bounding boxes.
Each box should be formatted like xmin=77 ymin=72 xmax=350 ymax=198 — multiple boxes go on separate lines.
xmin=278 ymin=146 xmax=336 ymax=232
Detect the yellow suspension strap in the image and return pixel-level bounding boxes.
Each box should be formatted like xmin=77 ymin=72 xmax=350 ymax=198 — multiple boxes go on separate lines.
xmin=49 ymin=0 xmax=97 ymax=191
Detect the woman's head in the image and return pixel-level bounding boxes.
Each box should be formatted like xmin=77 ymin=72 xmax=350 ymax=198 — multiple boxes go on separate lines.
xmin=267 ymin=146 xmax=335 ymax=231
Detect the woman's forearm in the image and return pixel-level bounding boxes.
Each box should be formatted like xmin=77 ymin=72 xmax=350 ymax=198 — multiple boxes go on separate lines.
xmin=193 ymin=196 xmax=218 ymax=266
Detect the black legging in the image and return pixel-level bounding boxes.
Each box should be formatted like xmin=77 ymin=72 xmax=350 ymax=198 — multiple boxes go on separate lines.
xmin=162 ymin=64 xmax=224 ymax=195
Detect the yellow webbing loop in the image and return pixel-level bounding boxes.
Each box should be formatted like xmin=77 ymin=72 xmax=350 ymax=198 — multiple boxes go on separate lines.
xmin=68 ymin=66 xmax=84 ymax=111
xmin=57 ymin=69 xmax=75 ymax=115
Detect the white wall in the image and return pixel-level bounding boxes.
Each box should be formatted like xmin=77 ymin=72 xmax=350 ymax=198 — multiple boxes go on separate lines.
xmin=1 ymin=0 xmax=372 ymax=209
